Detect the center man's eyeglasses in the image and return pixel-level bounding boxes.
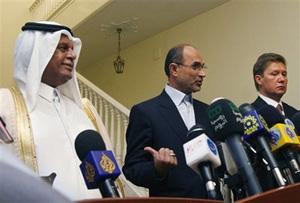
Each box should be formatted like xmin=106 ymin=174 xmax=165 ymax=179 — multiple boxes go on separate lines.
xmin=176 ymin=62 xmax=207 ymax=71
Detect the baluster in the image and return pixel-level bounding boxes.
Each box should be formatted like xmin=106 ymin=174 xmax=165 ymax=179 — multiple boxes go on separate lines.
xmin=92 ymin=91 xmax=98 ymax=112
xmin=109 ymin=105 xmax=115 ymax=150
xmin=98 ymin=96 xmax=104 ymax=121
xmin=80 ymin=83 xmax=86 ymax=98
xmin=121 ymin=113 xmax=129 ymax=163
xmin=114 ymin=111 xmax=122 ymax=165
xmin=103 ymin=100 xmax=109 ymax=138
xmin=86 ymin=86 xmax=91 ymax=101
xmin=84 ymin=84 xmax=89 ymax=99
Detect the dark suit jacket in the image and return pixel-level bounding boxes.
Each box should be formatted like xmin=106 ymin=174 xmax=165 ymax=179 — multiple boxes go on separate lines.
xmin=122 ymin=90 xmax=213 ymax=198
xmin=251 ymin=96 xmax=299 ymax=191
xmin=252 ymin=96 xmax=298 ymax=120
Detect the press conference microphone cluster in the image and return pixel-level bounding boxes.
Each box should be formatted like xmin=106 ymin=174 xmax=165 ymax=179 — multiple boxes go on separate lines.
xmin=183 ymin=124 xmax=221 ymax=200
xmin=259 ymin=105 xmax=300 ymax=176
xmin=258 ymin=105 xmax=300 ymax=182
xmin=239 ymin=103 xmax=285 ymax=187
xmin=292 ymin=112 xmax=300 ymax=165
xmin=207 ymin=98 xmax=262 ymax=196
xmin=75 ymin=130 xmax=120 ymax=198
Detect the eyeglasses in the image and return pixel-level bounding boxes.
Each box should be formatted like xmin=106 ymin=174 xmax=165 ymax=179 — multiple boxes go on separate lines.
xmin=176 ymin=62 xmax=207 ymax=71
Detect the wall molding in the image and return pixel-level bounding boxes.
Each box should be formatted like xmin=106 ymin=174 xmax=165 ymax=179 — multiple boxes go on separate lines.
xmin=29 ymin=0 xmax=73 ymax=20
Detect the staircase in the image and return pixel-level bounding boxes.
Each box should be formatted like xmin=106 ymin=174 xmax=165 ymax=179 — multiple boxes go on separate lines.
xmin=77 ymin=73 xmax=148 ymax=197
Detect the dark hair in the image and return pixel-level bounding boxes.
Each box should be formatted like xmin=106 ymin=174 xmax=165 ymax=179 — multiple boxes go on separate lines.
xmin=164 ymin=44 xmax=194 ymax=77
xmin=253 ymin=53 xmax=286 ymax=91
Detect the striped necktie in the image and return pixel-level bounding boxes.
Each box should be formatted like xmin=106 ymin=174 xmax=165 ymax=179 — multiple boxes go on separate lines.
xmin=276 ymin=104 xmax=284 ymax=115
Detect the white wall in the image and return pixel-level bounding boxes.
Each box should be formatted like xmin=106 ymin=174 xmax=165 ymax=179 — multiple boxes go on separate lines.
xmin=0 ymin=0 xmax=33 ymax=87
xmin=80 ymin=0 xmax=300 ymax=109
xmin=0 ymin=0 xmax=111 ymax=87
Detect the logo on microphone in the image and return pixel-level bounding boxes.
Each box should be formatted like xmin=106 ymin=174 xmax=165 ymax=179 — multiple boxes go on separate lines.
xmin=270 ymin=128 xmax=280 ymax=145
xmin=285 ymin=119 xmax=295 ymax=129
xmin=243 ymin=115 xmax=259 ymax=135
xmin=229 ymin=102 xmax=243 ymax=124
xmin=207 ymin=138 xmax=218 ymax=155
xmin=208 ymin=105 xmax=222 ymax=119
xmin=99 ymin=153 xmax=116 ymax=174
xmin=285 ymin=126 xmax=295 ymax=139
xmin=85 ymin=162 xmax=96 ymax=183
xmin=259 ymin=115 xmax=269 ymax=130
xmin=210 ymin=114 xmax=228 ymax=131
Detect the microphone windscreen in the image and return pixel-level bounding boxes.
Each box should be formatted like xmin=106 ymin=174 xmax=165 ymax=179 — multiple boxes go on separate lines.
xmin=239 ymin=103 xmax=255 ymax=115
xmin=207 ymin=98 xmax=244 ymax=141
xmin=292 ymin=112 xmax=300 ymax=134
xmin=257 ymin=105 xmax=285 ymax=127
xmin=187 ymin=123 xmax=206 ymax=140
xmin=75 ymin=130 xmax=106 ymax=161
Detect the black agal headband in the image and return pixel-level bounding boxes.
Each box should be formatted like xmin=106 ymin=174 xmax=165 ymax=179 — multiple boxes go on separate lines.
xmin=21 ymin=22 xmax=73 ymax=36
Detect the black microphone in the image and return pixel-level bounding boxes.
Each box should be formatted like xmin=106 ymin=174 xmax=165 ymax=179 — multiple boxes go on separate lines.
xmin=239 ymin=103 xmax=285 ymax=187
xmin=217 ymin=142 xmax=248 ymax=200
xmin=75 ymin=130 xmax=120 ymax=198
xmin=292 ymin=112 xmax=300 ymax=136
xmin=207 ymin=98 xmax=262 ymax=196
xmin=258 ymin=105 xmax=300 ymax=182
xmin=184 ymin=124 xmax=221 ymax=200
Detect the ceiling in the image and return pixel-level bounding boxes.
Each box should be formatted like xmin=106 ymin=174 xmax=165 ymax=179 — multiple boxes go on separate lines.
xmin=74 ymin=0 xmax=229 ymax=69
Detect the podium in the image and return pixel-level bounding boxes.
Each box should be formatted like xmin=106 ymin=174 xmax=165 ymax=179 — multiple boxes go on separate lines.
xmin=80 ymin=197 xmax=222 ymax=203
xmin=236 ymin=182 xmax=300 ymax=203
xmin=80 ymin=183 xmax=300 ymax=203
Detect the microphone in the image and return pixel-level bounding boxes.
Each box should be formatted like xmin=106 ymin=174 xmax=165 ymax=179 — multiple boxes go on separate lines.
xmin=183 ymin=124 xmax=221 ymax=200
xmin=217 ymin=142 xmax=249 ymax=200
xmin=74 ymin=130 xmax=121 ymax=198
xmin=207 ymin=98 xmax=262 ymax=196
xmin=239 ymin=103 xmax=285 ymax=187
xmin=218 ymin=143 xmax=238 ymax=176
xmin=258 ymin=105 xmax=300 ymax=180
xmin=292 ymin=112 xmax=300 ymax=135
xmin=290 ymin=112 xmax=300 ymax=173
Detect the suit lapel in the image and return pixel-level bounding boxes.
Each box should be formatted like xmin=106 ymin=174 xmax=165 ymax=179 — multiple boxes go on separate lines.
xmin=158 ymin=91 xmax=188 ymax=142
xmin=256 ymin=97 xmax=268 ymax=106
xmin=194 ymin=102 xmax=204 ymax=124
xmin=252 ymin=97 xmax=268 ymax=110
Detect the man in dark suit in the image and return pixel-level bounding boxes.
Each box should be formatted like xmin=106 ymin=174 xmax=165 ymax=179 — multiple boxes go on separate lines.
xmin=252 ymin=53 xmax=298 ymax=119
xmin=122 ymin=44 xmax=214 ymax=198
xmin=251 ymin=52 xmax=299 ymax=191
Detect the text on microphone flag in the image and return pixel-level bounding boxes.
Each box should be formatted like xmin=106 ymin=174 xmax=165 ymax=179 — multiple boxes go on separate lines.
xmin=80 ymin=151 xmax=121 ymax=189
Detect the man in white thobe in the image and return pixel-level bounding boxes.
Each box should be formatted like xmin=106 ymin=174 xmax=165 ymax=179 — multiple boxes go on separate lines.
xmin=0 ymin=21 xmax=113 ymax=200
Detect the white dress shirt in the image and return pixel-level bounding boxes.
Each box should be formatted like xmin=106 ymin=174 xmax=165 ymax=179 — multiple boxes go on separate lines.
xmin=259 ymin=94 xmax=285 ymax=115
xmin=165 ymin=85 xmax=195 ymax=130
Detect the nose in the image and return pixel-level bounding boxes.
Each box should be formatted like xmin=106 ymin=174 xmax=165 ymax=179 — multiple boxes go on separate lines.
xmin=197 ymin=68 xmax=206 ymax=78
xmin=66 ymin=48 xmax=76 ymax=60
xmin=278 ymin=73 xmax=286 ymax=82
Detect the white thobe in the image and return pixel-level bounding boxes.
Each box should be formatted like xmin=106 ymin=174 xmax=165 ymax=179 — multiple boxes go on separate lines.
xmin=29 ymin=83 xmax=100 ymax=200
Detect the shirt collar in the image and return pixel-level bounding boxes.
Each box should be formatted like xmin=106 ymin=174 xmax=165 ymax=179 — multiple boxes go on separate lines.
xmin=39 ymin=83 xmax=61 ymax=103
xmin=259 ymin=94 xmax=283 ymax=108
xmin=165 ymin=84 xmax=192 ymax=106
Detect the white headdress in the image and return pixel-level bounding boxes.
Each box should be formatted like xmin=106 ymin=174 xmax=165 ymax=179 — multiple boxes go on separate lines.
xmin=14 ymin=21 xmax=82 ymax=112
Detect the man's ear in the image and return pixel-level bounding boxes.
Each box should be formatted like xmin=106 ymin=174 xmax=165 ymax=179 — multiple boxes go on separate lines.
xmin=255 ymin=75 xmax=263 ymax=86
xmin=169 ymin=63 xmax=178 ymax=77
